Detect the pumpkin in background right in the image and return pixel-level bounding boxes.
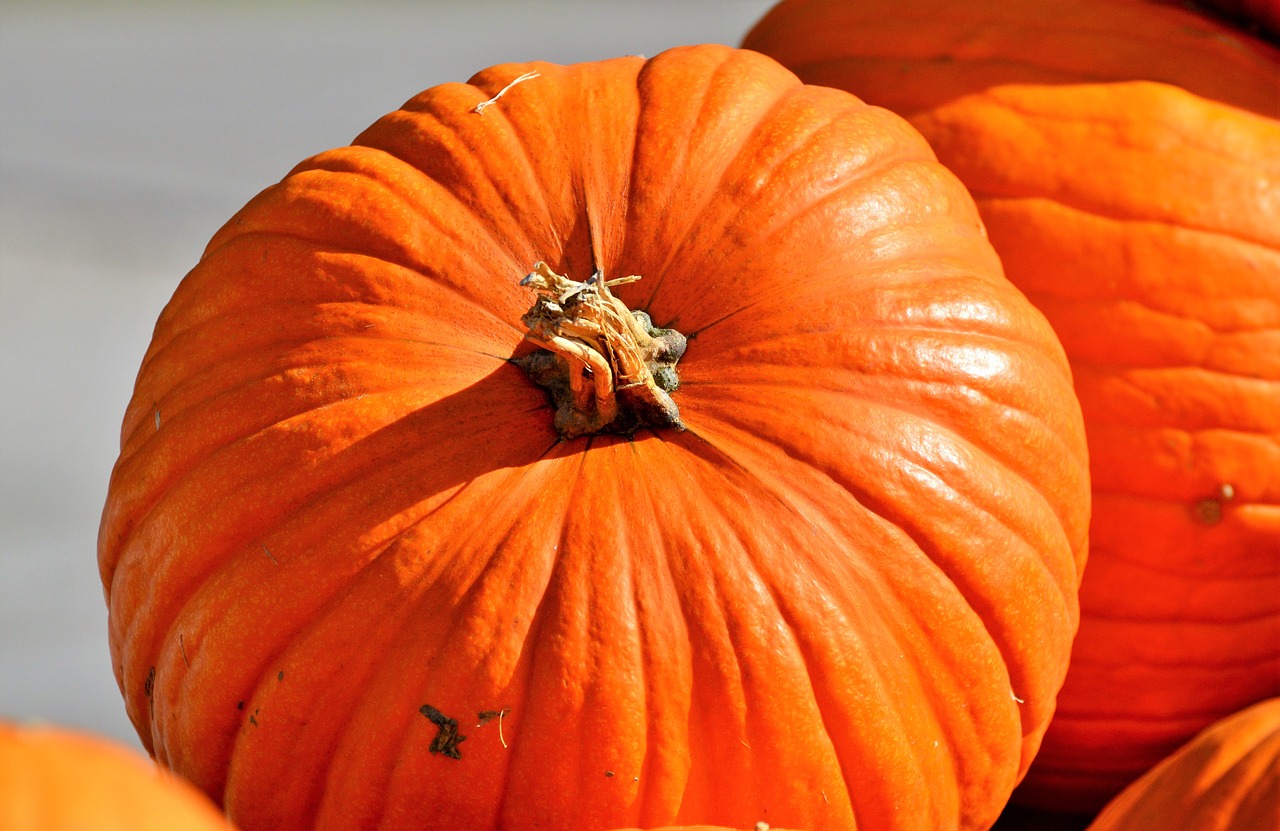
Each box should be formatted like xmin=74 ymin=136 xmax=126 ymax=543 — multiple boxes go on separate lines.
xmin=1086 ymin=698 xmax=1280 ymax=831
xmin=744 ymin=0 xmax=1280 ymax=813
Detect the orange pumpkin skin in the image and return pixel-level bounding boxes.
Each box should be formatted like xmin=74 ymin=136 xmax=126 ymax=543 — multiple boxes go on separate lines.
xmin=745 ymin=0 xmax=1280 ymax=813
xmin=99 ymin=45 xmax=1089 ymax=831
xmin=0 ymin=722 xmax=232 ymax=829
xmin=1086 ymin=698 xmax=1280 ymax=831
xmin=742 ymin=0 xmax=1280 ymax=120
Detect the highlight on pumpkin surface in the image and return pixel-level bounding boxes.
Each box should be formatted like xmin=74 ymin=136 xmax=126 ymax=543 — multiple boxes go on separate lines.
xmin=0 ymin=721 xmax=233 ymax=829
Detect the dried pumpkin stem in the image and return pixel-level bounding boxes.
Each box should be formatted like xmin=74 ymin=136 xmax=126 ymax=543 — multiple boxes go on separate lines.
xmin=516 ymin=262 xmax=686 ymax=439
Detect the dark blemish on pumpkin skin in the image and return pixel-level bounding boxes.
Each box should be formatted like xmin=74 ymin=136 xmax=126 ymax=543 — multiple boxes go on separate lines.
xmin=277 ymin=670 xmax=284 ymax=681
xmin=1192 ymin=483 xmax=1235 ymax=525
xmin=144 ymin=666 xmax=155 ymax=698
xmin=419 ymin=704 xmax=467 ymax=759
xmin=236 ymin=701 xmax=245 ymax=710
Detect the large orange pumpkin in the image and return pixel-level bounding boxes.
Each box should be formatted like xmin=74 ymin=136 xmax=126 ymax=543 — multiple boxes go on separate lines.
xmin=1086 ymin=698 xmax=1280 ymax=831
xmin=99 ymin=44 xmax=1090 ymax=830
xmin=744 ymin=0 xmax=1280 ymax=812
xmin=0 ymin=721 xmax=232 ymax=829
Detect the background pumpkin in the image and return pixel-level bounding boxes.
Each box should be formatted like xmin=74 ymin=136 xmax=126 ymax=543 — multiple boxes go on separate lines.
xmin=99 ymin=44 xmax=1089 ymax=830
xmin=1086 ymin=697 xmax=1280 ymax=831
xmin=0 ymin=721 xmax=231 ymax=829
xmin=743 ymin=0 xmax=1280 ymax=813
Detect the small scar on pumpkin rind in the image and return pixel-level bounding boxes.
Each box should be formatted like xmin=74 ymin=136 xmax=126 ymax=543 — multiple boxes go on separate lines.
xmin=1191 ymin=483 xmax=1235 ymax=525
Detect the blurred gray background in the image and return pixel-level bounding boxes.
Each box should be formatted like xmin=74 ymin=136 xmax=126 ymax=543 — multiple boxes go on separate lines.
xmin=0 ymin=0 xmax=775 ymax=750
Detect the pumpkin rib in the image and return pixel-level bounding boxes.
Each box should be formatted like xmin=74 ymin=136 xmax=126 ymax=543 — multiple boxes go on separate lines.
xmin=629 ymin=53 xmax=800 ymax=312
xmin=685 ymin=422 xmax=1020 ymax=828
xmin=690 ymin=427 xmax=988 ymax=828
xmin=226 ymin=174 xmax=531 ymax=327
xmin=348 ymin=109 xmax=555 ymax=274
xmin=151 ymin=242 xmax=523 ymax=395
xmin=689 ymin=373 xmax=1082 ymax=565
xmin=690 ymin=383 xmax=1083 ymax=738
xmin=1073 ymin=537 xmax=1280 ymax=587
xmin=114 ymin=369 xmax=556 ymax=760
xmin=146 ymin=418 xmax=556 ymax=776
xmin=980 ymin=192 xmax=1280 ymax=267
xmin=665 ymin=431 xmax=865 ymax=822
xmin=124 ymin=335 xmax=510 ymax=468
xmin=118 ymin=243 xmax=527 ymax=450
xmin=914 ymin=89 xmax=1280 ymax=249
xmin=107 ymin=356 xmax=524 ymax=579
xmin=622 ymin=435 xmax=706 ymax=824
xmin=678 ymin=170 xmax=999 ymax=342
xmin=221 ymin=447 xmax=573 ymax=828
xmin=638 ymin=431 xmax=868 ymax=827
xmin=687 ymin=397 xmax=1056 ymax=709
xmin=393 ymin=471 xmax=576 ymax=830
xmin=1080 ymin=604 xmax=1280 ymax=634
xmin=104 ymin=355 xmax=517 ymax=591
xmin=205 ymin=154 xmax=534 ymax=325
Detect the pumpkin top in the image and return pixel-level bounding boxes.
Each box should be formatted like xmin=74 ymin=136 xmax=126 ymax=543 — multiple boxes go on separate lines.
xmin=100 ymin=44 xmax=1090 ymax=831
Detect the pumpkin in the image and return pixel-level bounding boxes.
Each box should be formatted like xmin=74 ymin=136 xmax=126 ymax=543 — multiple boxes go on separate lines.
xmin=0 ymin=721 xmax=232 ymax=829
xmin=744 ymin=0 xmax=1280 ymax=813
xmin=742 ymin=0 xmax=1280 ymax=120
xmin=1086 ymin=698 xmax=1280 ymax=831
xmin=99 ymin=44 xmax=1090 ymax=831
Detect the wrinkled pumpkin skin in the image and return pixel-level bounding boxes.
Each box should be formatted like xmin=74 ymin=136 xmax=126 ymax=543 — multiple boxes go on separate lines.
xmin=0 ymin=722 xmax=231 ymax=829
xmin=100 ymin=45 xmax=1089 ymax=831
xmin=1086 ymin=698 xmax=1280 ymax=831
xmin=745 ymin=0 xmax=1280 ymax=813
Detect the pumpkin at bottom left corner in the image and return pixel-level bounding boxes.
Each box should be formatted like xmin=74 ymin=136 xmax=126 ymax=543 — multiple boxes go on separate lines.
xmin=0 ymin=720 xmax=233 ymax=830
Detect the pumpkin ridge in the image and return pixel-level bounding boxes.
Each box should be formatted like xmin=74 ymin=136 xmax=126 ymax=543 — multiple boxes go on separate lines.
xmin=675 ymin=170 xmax=984 ymax=342
xmin=671 ymin=424 xmax=1010 ymax=827
xmin=195 ymin=228 xmax=525 ymax=348
xmin=685 ymin=341 xmax=1087 ymax=550
xmin=108 ymin=362 xmax=536 ymax=569
xmin=352 ymin=100 xmax=555 ymax=272
xmin=131 ymin=238 xmax=521 ymax=413
xmin=675 ymin=428 xmax=964 ymax=827
xmin=1079 ymin=603 xmax=1280 ymax=632
xmin=213 ymin=155 xmax=535 ymax=324
xmin=106 ymin=356 xmax=533 ymax=584
xmin=982 ymin=187 xmax=1280 ymax=256
xmin=690 ymin=394 xmax=1080 ymax=750
xmin=638 ymin=100 xmax=942 ymax=329
xmin=112 ymin=370 xmax=558 ymax=766
xmin=644 ymin=432 xmax=858 ymax=826
xmin=252 ymin=451 xmax=572 ymax=828
xmin=622 ymin=50 xmax=793 ymax=311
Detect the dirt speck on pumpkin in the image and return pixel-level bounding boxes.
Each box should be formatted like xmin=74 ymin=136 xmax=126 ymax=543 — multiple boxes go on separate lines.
xmin=419 ymin=704 xmax=466 ymax=759
xmin=1192 ymin=482 xmax=1235 ymax=525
